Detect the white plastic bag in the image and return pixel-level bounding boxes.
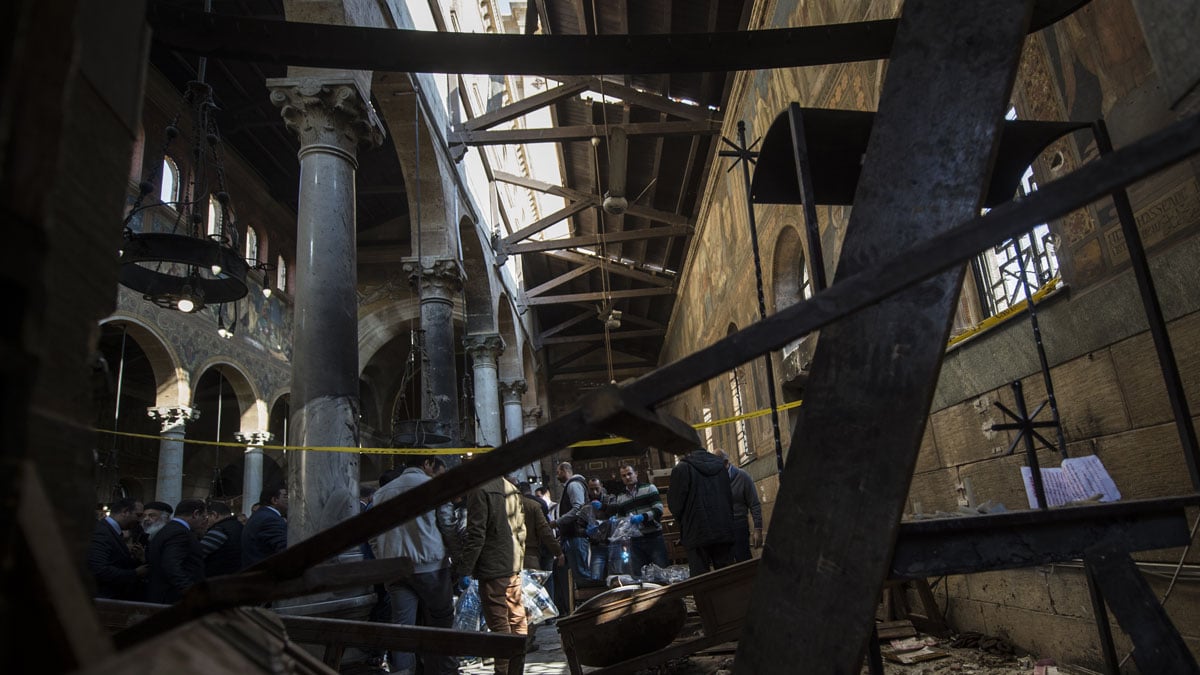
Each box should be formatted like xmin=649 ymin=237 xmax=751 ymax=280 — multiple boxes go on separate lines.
xmin=520 ymin=569 xmax=559 ymax=625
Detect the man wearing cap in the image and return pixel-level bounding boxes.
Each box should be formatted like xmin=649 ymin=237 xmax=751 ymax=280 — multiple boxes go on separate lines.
xmin=668 ymin=447 xmax=735 ymax=577
xmin=140 ymin=501 xmax=173 ymax=543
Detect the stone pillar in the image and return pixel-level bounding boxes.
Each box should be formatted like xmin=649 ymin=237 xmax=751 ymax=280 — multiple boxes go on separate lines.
xmin=269 ymin=75 xmax=383 ymax=544
xmin=235 ymin=431 xmax=274 ymax=517
xmin=404 ymin=259 xmax=464 ymax=448
xmin=523 ymin=406 xmax=544 ymax=484
xmin=147 ymin=405 xmax=199 ymax=507
xmin=465 ymin=334 xmax=505 ymax=448
xmin=500 ymin=379 xmax=527 ymax=443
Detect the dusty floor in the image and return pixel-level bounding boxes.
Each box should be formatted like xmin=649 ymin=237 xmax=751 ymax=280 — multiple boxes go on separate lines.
xmin=454 ymin=623 xmax=1081 ymax=675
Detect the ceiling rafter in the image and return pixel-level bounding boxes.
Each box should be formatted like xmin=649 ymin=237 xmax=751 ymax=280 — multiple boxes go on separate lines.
xmin=504 ymin=225 xmax=691 ymax=256
xmin=525 ymin=287 xmax=673 ymax=306
xmin=494 ymin=171 xmax=691 ymax=226
xmin=542 ymin=328 xmax=666 ymax=345
xmin=449 ymin=120 xmax=720 ymax=146
xmin=500 ymin=197 xmax=597 ymax=246
xmin=524 ymin=263 xmax=599 ymax=298
xmin=543 ymin=250 xmax=674 ymax=286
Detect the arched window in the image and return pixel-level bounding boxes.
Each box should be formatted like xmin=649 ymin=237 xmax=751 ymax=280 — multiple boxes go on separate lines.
xmin=276 ymin=255 xmax=287 ymax=293
xmin=245 ymin=226 xmax=260 ymax=261
xmin=969 ymin=106 xmax=1060 ymax=319
xmin=726 ymin=324 xmax=753 ymax=465
xmin=159 ymin=156 xmax=180 ymax=203
xmin=771 ymin=226 xmax=814 ymax=359
xmin=207 ymin=195 xmax=224 ymax=238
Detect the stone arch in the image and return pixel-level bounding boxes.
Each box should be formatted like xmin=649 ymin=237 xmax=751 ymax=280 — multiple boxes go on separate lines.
xmin=460 ymin=215 xmax=496 ymax=335
xmin=770 ymin=225 xmax=811 ymax=314
xmin=373 ymin=70 xmax=458 ymax=260
xmin=497 ymin=293 xmax=522 ymax=382
xmin=191 ymin=357 xmax=264 ymax=433
xmin=359 ymin=297 xmax=424 ymax=370
xmin=99 ymin=316 xmax=188 ymax=408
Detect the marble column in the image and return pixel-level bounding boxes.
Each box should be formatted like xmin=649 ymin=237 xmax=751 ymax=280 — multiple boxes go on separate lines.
xmin=235 ymin=430 xmax=274 ymax=517
xmin=500 ymin=379 xmax=526 ymax=443
xmin=404 ymin=259 xmax=464 ymax=449
xmin=147 ymin=405 xmax=199 ymax=508
xmin=269 ymin=75 xmax=383 ymax=544
xmin=465 ymin=334 xmax=505 ymax=448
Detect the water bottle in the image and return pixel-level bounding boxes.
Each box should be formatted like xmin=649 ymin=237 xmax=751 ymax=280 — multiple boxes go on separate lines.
xmin=454 ymin=580 xmax=482 ymax=632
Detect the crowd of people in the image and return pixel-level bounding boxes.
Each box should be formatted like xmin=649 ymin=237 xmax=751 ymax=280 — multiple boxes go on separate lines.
xmin=87 ymin=487 xmax=290 ymax=606
xmin=87 ymin=445 xmax=763 ymax=674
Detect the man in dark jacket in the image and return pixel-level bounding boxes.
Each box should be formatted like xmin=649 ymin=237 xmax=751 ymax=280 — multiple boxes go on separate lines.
xmin=455 ymin=474 xmax=528 ymax=675
xmin=241 ymin=485 xmax=288 ymax=568
xmin=668 ymin=448 xmax=735 ymax=577
xmin=199 ymin=500 xmax=243 ymax=577
xmin=715 ymin=449 xmax=764 ymax=562
xmin=147 ymin=498 xmax=207 ymax=604
xmin=87 ymin=497 xmax=146 ymax=599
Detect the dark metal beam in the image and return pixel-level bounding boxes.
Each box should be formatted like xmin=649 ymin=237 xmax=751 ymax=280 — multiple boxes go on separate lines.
xmin=525 ymin=286 xmax=674 ymax=306
xmin=148 ymin=2 xmax=1092 ymax=76
xmin=450 ymin=120 xmax=719 ymax=146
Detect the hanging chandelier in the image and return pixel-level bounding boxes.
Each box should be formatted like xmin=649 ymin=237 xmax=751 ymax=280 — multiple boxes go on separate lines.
xmin=118 ymin=38 xmax=259 ymax=314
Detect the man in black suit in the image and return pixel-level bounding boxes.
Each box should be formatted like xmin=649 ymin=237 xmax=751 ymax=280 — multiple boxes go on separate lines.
xmin=87 ymin=497 xmax=146 ymax=599
xmin=241 ymin=485 xmax=288 ymax=568
xmin=147 ymin=499 xmax=207 ymax=604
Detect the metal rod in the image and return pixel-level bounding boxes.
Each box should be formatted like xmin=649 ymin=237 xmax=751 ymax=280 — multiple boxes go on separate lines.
xmin=787 ymin=104 xmax=828 ymax=293
xmin=734 ymin=120 xmax=785 ymax=472
xmin=1014 ymin=380 xmax=1050 ymax=510
xmin=112 ymin=325 xmax=128 ymax=436
xmin=1011 ymin=238 xmax=1068 ymax=459
xmin=1093 ymin=119 xmax=1200 ymax=490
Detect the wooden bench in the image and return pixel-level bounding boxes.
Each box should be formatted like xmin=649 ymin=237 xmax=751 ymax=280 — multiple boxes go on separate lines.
xmin=95 ymin=599 xmax=527 ymax=672
xmin=557 ymin=559 xmax=757 ymax=675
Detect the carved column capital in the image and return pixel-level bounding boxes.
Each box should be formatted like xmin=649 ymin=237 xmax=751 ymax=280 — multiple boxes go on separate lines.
xmin=499 ymin=379 xmax=527 ymax=404
xmin=147 ymin=406 xmax=200 ymax=433
xmin=464 ymin=334 xmax=505 ymax=365
xmin=267 ymin=77 xmax=384 ymax=163
xmin=235 ymin=431 xmax=275 ymax=447
xmin=523 ymin=406 xmax=543 ymax=426
xmin=403 ymin=258 xmax=464 ymax=303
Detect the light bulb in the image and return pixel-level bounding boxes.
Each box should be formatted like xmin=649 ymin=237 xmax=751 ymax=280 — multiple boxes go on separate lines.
xmin=211 ymin=264 xmax=222 ymax=276
xmin=177 ymin=297 xmax=195 ymax=313
xmin=262 ymin=287 xmax=272 ymax=298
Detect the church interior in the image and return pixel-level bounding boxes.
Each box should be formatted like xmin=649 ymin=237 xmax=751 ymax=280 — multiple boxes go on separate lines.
xmin=2 ymin=0 xmax=1199 ymax=673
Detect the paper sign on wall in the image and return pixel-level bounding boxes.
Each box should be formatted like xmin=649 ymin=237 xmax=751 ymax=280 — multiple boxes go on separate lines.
xmin=1021 ymin=455 xmax=1121 ymax=508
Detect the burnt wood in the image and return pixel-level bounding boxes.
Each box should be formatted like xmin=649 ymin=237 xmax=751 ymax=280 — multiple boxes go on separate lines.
xmin=735 ymin=1 xmax=1036 ymax=671
xmin=891 ymin=496 xmax=1198 ymax=578
xmin=1084 ymin=547 xmax=1200 ymax=673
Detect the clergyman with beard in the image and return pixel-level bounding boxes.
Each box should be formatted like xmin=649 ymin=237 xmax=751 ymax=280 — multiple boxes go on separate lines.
xmin=140 ymin=501 xmax=174 ymax=544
